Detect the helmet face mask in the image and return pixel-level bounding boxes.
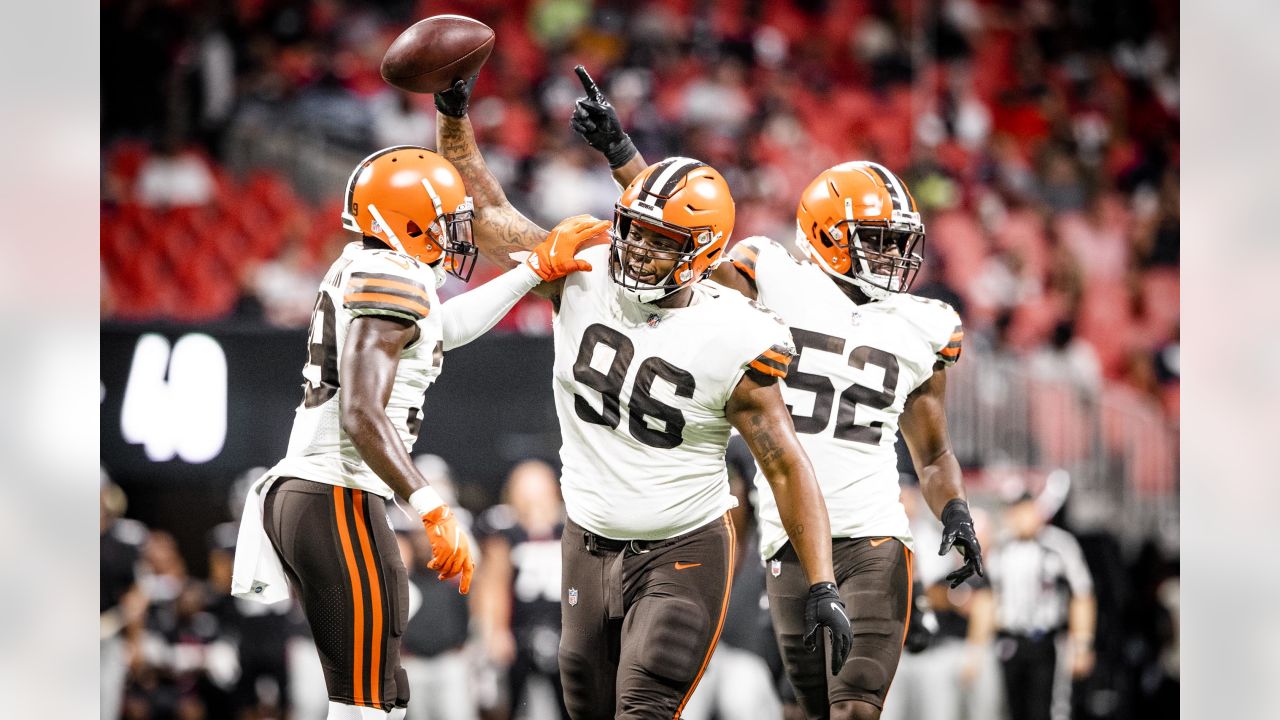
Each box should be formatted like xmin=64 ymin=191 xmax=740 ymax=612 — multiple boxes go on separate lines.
xmin=434 ymin=206 xmax=478 ymax=281
xmin=609 ymin=208 xmax=708 ymax=303
xmin=609 ymin=157 xmax=735 ymax=305
xmin=796 ymin=161 xmax=926 ymax=301
xmin=832 ymin=221 xmax=924 ymax=296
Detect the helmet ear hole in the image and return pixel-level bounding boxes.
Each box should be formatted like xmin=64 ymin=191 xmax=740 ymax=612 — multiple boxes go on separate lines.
xmin=406 ymin=221 xmax=423 ymax=237
xmin=818 ymin=228 xmax=836 ymax=249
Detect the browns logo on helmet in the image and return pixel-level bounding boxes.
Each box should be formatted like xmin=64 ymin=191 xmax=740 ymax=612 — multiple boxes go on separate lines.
xmin=795 ymin=161 xmax=925 ymax=301
xmin=341 ymin=145 xmax=479 ymax=281
xmin=610 ymin=157 xmax=735 ymax=303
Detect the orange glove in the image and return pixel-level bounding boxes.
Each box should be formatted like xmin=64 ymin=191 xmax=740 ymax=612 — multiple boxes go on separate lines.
xmin=526 ymin=214 xmax=612 ymax=282
xmin=421 ymin=505 xmax=475 ymax=594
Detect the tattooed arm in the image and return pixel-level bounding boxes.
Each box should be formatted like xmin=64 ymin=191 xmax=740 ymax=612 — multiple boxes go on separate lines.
xmin=437 ymin=113 xmax=568 ymax=300
xmin=726 ymin=370 xmax=835 ymax=585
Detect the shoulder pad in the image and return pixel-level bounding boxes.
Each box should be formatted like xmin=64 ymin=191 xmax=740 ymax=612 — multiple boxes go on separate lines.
xmin=888 ymin=294 xmax=963 ymax=366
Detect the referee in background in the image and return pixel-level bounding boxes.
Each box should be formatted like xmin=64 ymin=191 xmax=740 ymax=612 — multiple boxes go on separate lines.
xmin=987 ymin=493 xmax=1096 ymax=720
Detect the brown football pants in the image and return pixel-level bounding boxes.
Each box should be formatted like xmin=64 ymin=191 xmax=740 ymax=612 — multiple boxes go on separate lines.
xmin=262 ymin=478 xmax=411 ymax=711
xmin=767 ymin=536 xmax=913 ymax=717
xmin=558 ymin=514 xmax=735 ymax=720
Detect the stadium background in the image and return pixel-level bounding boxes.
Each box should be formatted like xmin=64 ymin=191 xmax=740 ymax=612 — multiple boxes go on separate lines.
xmin=99 ymin=0 xmax=1179 ymax=718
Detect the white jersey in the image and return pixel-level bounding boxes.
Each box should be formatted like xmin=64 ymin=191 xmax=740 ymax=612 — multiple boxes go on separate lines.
xmin=269 ymin=242 xmax=445 ymax=498
xmin=729 ymin=237 xmax=964 ymax=559
xmin=554 ymin=245 xmax=796 ymax=541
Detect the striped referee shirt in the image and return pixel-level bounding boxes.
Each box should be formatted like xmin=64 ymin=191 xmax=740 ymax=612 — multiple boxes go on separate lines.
xmin=991 ymin=525 xmax=1093 ymax=635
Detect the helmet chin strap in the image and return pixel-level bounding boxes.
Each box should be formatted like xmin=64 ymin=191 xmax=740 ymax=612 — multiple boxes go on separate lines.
xmin=366 ymin=204 xmax=409 ymax=255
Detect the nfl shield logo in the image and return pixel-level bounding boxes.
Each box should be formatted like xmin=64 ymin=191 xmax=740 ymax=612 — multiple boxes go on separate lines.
xmin=770 ymin=560 xmax=782 ymax=578
xmin=568 ymin=587 xmax=578 ymax=606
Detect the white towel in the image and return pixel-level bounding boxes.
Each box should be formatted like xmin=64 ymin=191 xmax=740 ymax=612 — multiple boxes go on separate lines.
xmin=230 ymin=473 xmax=290 ymax=604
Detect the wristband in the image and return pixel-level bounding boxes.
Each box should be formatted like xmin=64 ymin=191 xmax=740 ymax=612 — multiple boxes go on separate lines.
xmin=606 ymin=137 xmax=638 ymax=169
xmin=408 ymin=486 xmax=446 ymax=516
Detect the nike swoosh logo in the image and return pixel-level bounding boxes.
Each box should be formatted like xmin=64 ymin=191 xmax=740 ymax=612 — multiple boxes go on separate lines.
xmin=869 ymin=537 xmax=893 ymax=548
xmin=674 ymin=562 xmax=703 ymax=571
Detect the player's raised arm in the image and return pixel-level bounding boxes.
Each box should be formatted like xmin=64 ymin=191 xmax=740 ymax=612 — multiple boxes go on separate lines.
xmin=900 ymin=364 xmax=985 ymax=588
xmin=569 ymin=65 xmax=648 ymax=187
xmin=339 ymin=315 xmax=474 ymax=592
xmin=726 ymin=369 xmax=853 ymax=675
xmin=434 ymin=77 xmax=549 ymax=271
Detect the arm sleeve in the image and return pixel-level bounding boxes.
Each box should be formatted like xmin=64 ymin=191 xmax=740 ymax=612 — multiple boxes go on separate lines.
xmin=438 ymin=263 xmax=541 ymax=351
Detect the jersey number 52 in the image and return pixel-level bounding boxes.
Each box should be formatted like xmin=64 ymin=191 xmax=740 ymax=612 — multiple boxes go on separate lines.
xmin=786 ymin=328 xmax=899 ymax=445
xmin=572 ymin=324 xmax=695 ymax=449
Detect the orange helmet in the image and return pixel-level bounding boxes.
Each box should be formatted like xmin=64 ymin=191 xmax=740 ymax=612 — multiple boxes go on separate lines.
xmin=795 ymin=161 xmax=925 ymax=300
xmin=341 ymin=145 xmax=478 ymax=281
xmin=610 ymin=157 xmax=735 ymax=303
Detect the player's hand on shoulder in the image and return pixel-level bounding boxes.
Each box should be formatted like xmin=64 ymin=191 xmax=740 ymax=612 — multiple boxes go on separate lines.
xmin=569 ymin=65 xmax=637 ymax=169
xmin=803 ymin=581 xmax=853 ymax=675
xmin=421 ymin=504 xmax=475 ymax=594
xmin=525 ymin=214 xmax=611 ymax=282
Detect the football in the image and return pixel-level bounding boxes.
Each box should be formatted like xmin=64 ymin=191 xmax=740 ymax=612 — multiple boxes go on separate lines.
xmin=380 ymin=15 xmax=495 ymax=94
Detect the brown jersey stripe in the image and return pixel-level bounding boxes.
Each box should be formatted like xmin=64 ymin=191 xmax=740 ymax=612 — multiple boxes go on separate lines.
xmin=350 ymin=272 xmax=428 ymax=295
xmin=749 ymin=358 xmax=788 ymax=378
xmin=347 ymin=278 xmax=430 ymax=303
xmin=761 ymin=346 xmax=793 ymax=365
xmin=350 ymin=490 xmax=384 ymax=708
xmin=332 ymin=487 xmax=367 ymax=707
xmin=346 ymin=285 xmax=431 ymax=308
xmin=752 ymin=350 xmax=790 ymax=372
xmin=344 ymin=290 xmax=431 ymax=312
xmin=675 ymin=513 xmax=736 ymax=719
xmin=728 ymin=243 xmax=759 ymax=278
xmin=939 ymin=346 xmax=961 ymax=357
xmin=344 ymin=293 xmax=431 ymax=319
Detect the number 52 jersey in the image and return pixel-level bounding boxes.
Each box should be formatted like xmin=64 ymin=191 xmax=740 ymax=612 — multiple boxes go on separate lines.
xmin=730 ymin=237 xmax=964 ymax=559
xmin=269 ymin=242 xmax=445 ymax=498
xmin=553 ymin=244 xmax=796 ymax=542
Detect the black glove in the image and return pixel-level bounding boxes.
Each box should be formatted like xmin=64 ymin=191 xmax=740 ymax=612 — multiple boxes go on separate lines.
xmin=939 ymin=498 xmax=985 ymax=588
xmin=434 ymin=74 xmax=478 ymax=118
xmin=803 ymin=582 xmax=853 ymax=676
xmin=569 ymin=65 xmax=637 ymax=169
xmin=903 ymin=580 xmax=939 ymax=654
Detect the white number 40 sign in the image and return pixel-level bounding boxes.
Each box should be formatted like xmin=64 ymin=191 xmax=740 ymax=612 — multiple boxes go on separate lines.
xmin=119 ymin=333 xmax=227 ymax=463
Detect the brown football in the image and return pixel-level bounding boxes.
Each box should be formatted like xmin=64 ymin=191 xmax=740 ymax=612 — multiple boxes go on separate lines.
xmin=380 ymin=15 xmax=495 ymax=94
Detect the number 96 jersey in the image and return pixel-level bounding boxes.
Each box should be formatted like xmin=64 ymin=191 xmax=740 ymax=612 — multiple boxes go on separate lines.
xmin=269 ymin=242 xmax=445 ymax=498
xmin=553 ymin=245 xmax=795 ymax=541
xmin=731 ymin=237 xmax=963 ymax=559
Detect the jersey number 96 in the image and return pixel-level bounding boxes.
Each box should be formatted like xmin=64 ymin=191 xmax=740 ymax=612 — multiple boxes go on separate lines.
xmin=572 ymin=324 xmax=696 ymax=449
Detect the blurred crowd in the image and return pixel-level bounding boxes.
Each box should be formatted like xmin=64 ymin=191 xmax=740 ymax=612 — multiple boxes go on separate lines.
xmin=100 ymin=0 xmax=1178 ymax=422
xmin=102 ymin=447 xmax=1178 ymax=720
